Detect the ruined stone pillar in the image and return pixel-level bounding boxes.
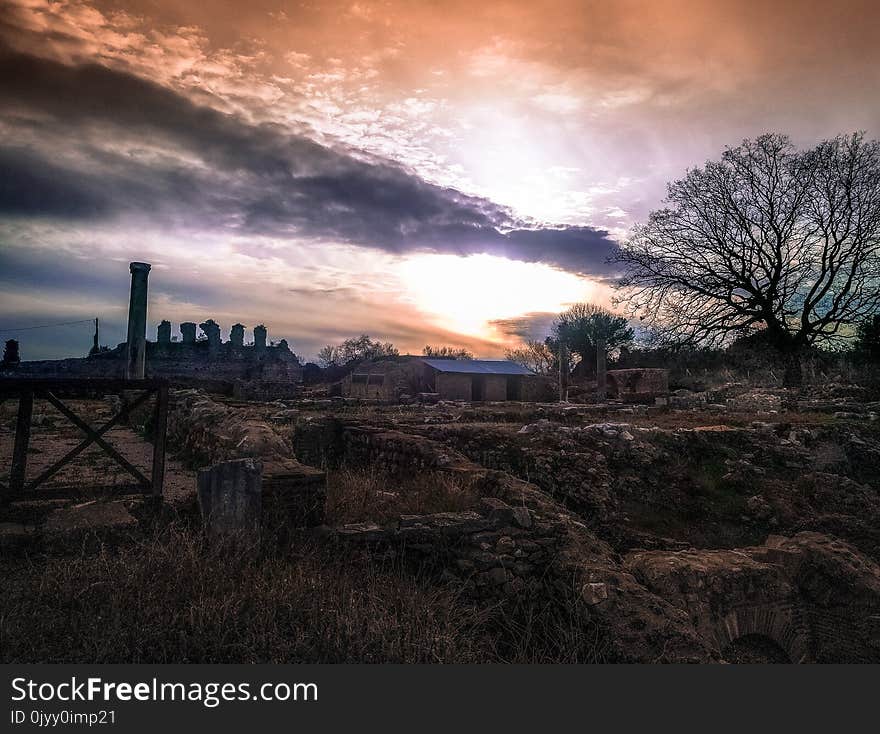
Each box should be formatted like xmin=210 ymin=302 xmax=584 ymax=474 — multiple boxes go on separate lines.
xmin=230 ymin=323 xmax=245 ymax=348
xmin=596 ymin=337 xmax=607 ymax=402
xmin=254 ymin=324 xmax=267 ymax=353
xmin=197 ymin=458 xmax=262 ymax=537
xmin=558 ymin=342 xmax=568 ymax=402
xmin=157 ymin=320 xmax=172 ymax=344
xmin=200 ymin=319 xmax=222 ymax=357
xmin=180 ymin=322 xmax=197 ymax=344
xmin=124 ymin=261 xmax=151 ymax=380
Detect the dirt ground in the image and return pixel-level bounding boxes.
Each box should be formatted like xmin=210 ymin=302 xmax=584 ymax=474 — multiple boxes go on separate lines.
xmin=0 ymin=396 xmax=195 ymax=513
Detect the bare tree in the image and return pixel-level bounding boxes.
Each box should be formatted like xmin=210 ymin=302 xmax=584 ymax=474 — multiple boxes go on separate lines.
xmin=317 ymin=335 xmax=398 ymax=367
xmin=505 ymin=340 xmax=557 ymax=375
xmin=613 ymin=133 xmax=880 ymax=385
xmin=422 ymin=345 xmax=474 ymax=360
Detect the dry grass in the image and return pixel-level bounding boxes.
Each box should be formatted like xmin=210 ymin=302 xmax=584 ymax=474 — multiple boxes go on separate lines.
xmin=325 ymin=466 xmax=479 ymax=525
xmin=0 ymin=525 xmax=486 ymax=663
xmin=0 ymin=522 xmax=609 ymax=664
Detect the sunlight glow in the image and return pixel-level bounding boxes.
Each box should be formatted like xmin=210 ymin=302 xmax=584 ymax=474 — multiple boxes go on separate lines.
xmin=397 ymin=253 xmax=600 ymax=342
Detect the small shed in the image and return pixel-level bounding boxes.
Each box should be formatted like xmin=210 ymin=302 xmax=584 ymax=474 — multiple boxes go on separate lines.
xmin=421 ymin=359 xmax=536 ymax=401
xmin=341 ymin=357 xmax=550 ymax=402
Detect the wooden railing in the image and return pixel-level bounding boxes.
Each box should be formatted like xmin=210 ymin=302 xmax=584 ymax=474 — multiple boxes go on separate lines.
xmin=0 ymin=378 xmax=169 ymax=503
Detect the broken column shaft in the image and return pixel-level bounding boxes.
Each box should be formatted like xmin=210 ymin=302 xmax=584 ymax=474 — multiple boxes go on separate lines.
xmin=254 ymin=324 xmax=267 ymax=353
xmin=180 ymin=322 xmax=197 ymax=344
xmin=200 ymin=319 xmax=222 ymax=356
xmin=230 ymin=323 xmax=245 ymax=348
xmin=124 ymin=262 xmax=151 ymax=380
xmin=157 ymin=320 xmax=171 ymax=344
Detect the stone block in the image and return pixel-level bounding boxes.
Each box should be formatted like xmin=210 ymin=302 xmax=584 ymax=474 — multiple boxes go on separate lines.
xmin=197 ymin=458 xmax=262 ymax=536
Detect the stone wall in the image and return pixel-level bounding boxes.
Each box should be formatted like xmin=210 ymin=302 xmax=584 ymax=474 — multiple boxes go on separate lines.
xmin=7 ymin=324 xmax=302 ymax=391
xmin=166 ymin=390 xmax=325 ymax=526
xmin=294 ymin=416 xmax=576 ymax=599
xmin=607 ymin=368 xmax=669 ymax=402
xmin=233 ymin=380 xmax=298 ymax=401
xmin=626 ymin=532 xmax=880 ymax=663
xmin=335 ymin=496 xmax=561 ymax=598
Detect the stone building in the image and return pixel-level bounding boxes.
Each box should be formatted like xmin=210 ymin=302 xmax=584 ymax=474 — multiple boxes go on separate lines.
xmin=5 ymin=321 xmax=303 ymax=397
xmin=341 ymin=356 xmax=552 ymax=402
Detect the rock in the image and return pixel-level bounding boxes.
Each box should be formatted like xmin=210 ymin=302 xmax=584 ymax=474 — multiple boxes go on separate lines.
xmin=581 ymin=582 xmax=608 ymax=605
xmin=745 ymin=495 xmax=773 ymax=520
xmin=511 ymin=506 xmax=533 ymax=529
xmin=518 ymin=419 xmax=554 ymax=434
xmin=479 ymin=497 xmax=516 ymax=526
xmin=336 ymin=522 xmax=386 ymax=543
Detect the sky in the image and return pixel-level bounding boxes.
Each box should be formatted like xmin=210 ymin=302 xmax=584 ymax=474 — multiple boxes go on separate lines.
xmin=1 ymin=0 xmax=878 ymax=361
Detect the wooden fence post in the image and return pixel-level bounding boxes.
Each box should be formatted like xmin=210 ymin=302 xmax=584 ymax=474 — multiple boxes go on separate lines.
xmin=151 ymin=384 xmax=169 ymax=500
xmin=8 ymin=390 xmax=33 ymax=500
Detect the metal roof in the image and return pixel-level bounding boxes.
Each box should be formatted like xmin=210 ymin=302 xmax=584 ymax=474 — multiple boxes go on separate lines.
xmin=420 ymin=358 xmax=536 ymax=376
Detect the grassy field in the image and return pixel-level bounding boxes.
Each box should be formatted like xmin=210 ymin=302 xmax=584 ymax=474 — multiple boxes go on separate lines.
xmin=1 ymin=466 xmax=610 ymax=664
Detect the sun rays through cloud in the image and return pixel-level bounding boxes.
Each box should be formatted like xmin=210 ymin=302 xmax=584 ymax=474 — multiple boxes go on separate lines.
xmin=1 ymin=0 xmax=879 ymax=359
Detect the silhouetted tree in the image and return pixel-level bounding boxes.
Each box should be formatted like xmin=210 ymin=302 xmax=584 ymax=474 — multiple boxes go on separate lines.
xmin=854 ymin=315 xmax=880 ymax=363
xmin=552 ymin=303 xmax=634 ymax=375
xmin=317 ymin=335 xmax=399 ymax=367
xmin=614 ymin=133 xmax=880 ymax=386
xmin=422 ymin=345 xmax=474 ymax=360
xmin=2 ymin=339 xmax=20 ymax=366
xmin=505 ymin=339 xmax=558 ymax=375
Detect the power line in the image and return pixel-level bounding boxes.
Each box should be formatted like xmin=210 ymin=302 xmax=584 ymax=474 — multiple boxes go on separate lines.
xmin=0 ymin=318 xmax=96 ymax=334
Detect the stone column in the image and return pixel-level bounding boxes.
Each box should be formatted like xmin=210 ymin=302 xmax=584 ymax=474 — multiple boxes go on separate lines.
xmin=124 ymin=261 xmax=151 ymax=380
xmin=230 ymin=323 xmax=245 ymax=348
xmin=558 ymin=341 xmax=568 ymax=402
xmin=200 ymin=319 xmax=222 ymax=357
xmin=180 ymin=322 xmax=197 ymax=344
xmin=596 ymin=337 xmax=607 ymax=402
xmin=197 ymin=458 xmax=262 ymax=537
xmin=157 ymin=320 xmax=171 ymax=344
xmin=254 ymin=324 xmax=267 ymax=353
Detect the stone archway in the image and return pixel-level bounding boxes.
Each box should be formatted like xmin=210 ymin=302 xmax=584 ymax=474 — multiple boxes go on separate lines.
xmin=713 ymin=604 xmax=812 ymax=663
xmin=722 ymin=634 xmax=792 ymax=663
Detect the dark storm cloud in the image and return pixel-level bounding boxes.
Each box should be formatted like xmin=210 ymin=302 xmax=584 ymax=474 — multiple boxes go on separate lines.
xmin=490 ymin=312 xmax=558 ymax=342
xmin=0 ymin=147 xmax=109 ymax=218
xmin=0 ymin=46 xmax=619 ymax=276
